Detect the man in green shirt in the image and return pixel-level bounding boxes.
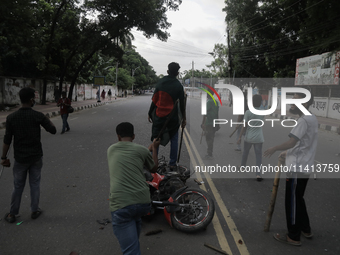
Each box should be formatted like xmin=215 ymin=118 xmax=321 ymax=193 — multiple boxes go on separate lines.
xmin=201 ymin=88 xmax=219 ymax=159
xmin=107 ymin=122 xmax=159 ymax=255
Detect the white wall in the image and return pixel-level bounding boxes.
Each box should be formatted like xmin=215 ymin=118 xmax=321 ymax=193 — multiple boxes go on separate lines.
xmin=0 ymin=76 xmax=117 ymax=105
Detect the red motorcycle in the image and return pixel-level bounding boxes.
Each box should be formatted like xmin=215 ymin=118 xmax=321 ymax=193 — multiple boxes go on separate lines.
xmin=144 ymin=157 xmax=215 ymax=232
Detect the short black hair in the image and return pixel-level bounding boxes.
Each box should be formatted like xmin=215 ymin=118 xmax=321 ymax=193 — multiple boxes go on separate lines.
xmin=253 ymin=94 xmax=262 ymax=108
xmin=116 ymin=122 xmax=134 ymax=138
xmin=19 ymin=87 xmax=35 ymax=104
xmin=296 ymin=91 xmax=314 ymax=109
xmin=61 ymin=91 xmax=66 ymax=95
xmin=168 ymin=62 xmax=180 ymax=76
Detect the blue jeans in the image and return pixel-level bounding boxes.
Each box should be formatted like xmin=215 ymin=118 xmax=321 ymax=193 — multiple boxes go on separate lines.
xmin=61 ymin=113 xmax=69 ymax=132
xmin=241 ymin=142 xmax=263 ymax=176
xmin=169 ymin=130 xmax=179 ymax=166
xmin=10 ymin=158 xmax=43 ymax=215
xmin=111 ymin=203 xmax=151 ymax=255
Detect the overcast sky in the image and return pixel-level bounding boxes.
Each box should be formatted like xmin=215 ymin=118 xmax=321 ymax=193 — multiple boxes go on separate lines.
xmin=131 ymin=0 xmax=227 ymax=76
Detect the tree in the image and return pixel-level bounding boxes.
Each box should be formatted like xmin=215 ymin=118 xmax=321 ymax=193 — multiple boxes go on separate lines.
xmin=64 ymin=0 xmax=182 ymax=99
xmin=207 ymin=44 xmax=229 ymax=77
xmin=0 ymin=0 xmax=182 ymax=102
xmin=115 ymin=68 xmax=134 ymax=90
xmin=0 ymin=1 xmax=44 ymax=77
xmin=120 ymin=49 xmax=158 ymax=89
xmin=222 ymin=0 xmax=340 ymax=79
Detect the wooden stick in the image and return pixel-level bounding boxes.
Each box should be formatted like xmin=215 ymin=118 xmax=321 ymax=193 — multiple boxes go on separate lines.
xmin=229 ymin=124 xmax=241 ymax=138
xmin=177 ymin=95 xmax=187 ymax=163
xmin=177 ymin=126 xmax=184 ymax=163
xmin=204 ymin=243 xmax=229 ymax=255
xmin=200 ymin=130 xmax=204 ymax=144
xmin=264 ymin=157 xmax=285 ymax=232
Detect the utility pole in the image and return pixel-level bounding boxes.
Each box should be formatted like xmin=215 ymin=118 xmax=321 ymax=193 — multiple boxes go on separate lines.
xmin=115 ymin=61 xmax=118 ymax=97
xmin=132 ymin=66 xmax=140 ymax=96
xmin=192 ymin=61 xmax=195 ymax=87
xmin=227 ymin=28 xmax=232 ymax=82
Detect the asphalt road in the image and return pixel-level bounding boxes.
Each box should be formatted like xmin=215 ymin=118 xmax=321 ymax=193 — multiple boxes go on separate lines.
xmin=0 ymin=94 xmax=339 ymax=255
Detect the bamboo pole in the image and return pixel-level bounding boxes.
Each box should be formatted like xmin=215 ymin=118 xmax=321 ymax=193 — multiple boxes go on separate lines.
xmin=264 ymin=157 xmax=285 ymax=232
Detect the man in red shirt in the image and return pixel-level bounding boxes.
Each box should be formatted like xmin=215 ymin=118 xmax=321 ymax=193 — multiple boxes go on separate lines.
xmin=57 ymin=91 xmax=71 ymax=134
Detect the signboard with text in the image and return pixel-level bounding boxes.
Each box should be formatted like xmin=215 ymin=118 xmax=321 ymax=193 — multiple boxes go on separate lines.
xmin=295 ymin=51 xmax=340 ymax=86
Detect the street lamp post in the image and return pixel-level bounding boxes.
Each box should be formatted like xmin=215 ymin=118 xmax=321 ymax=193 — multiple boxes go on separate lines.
xmin=115 ymin=61 xmax=118 ymax=97
xmin=131 ymin=66 xmax=140 ymax=96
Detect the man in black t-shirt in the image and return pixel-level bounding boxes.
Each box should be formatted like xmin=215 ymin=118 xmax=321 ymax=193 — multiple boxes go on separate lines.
xmin=1 ymin=87 xmax=56 ymax=223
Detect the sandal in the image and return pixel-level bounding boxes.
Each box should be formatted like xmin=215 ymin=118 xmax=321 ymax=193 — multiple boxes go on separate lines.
xmin=4 ymin=213 xmax=16 ymax=223
xmin=31 ymin=209 xmax=42 ymax=219
xmin=273 ymin=233 xmax=301 ymax=246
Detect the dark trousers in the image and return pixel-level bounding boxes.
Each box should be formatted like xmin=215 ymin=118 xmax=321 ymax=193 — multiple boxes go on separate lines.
xmin=11 ymin=158 xmax=43 ymax=214
xmin=205 ymin=126 xmax=216 ymax=156
xmin=61 ymin=113 xmax=69 ymax=132
xmin=285 ymin=173 xmax=311 ymax=241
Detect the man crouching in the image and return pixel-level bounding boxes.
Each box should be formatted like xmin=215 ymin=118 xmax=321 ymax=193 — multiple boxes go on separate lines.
xmin=107 ymin=122 xmax=160 ymax=255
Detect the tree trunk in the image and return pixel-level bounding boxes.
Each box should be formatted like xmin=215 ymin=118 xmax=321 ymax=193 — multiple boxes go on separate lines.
xmin=41 ymin=0 xmax=67 ymax=104
xmin=68 ymin=49 xmax=97 ymax=99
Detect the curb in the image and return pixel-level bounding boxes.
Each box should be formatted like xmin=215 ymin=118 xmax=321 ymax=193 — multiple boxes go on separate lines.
xmin=0 ymin=99 xmax=121 ymax=130
xmin=45 ymin=101 xmax=111 ymax=119
xmin=270 ymin=113 xmax=339 ymax=134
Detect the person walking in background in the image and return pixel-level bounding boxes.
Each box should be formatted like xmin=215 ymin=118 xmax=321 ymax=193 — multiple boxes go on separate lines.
xmin=101 ymin=89 xmax=106 ymax=101
xmin=108 ymin=89 xmax=112 ymax=100
xmin=124 ymin=90 xmax=127 ymax=98
xmin=108 ymin=122 xmax=160 ymax=255
xmin=237 ymin=94 xmax=264 ymax=181
xmin=148 ymin=62 xmax=186 ymax=168
xmin=201 ymin=88 xmax=219 ymax=159
xmin=264 ymin=92 xmax=317 ymax=246
xmin=1 ymin=87 xmax=56 ymax=223
xmin=96 ymin=89 xmax=100 ymax=101
xmin=57 ymin=91 xmax=71 ymax=134
xmin=234 ymin=91 xmax=248 ymax=152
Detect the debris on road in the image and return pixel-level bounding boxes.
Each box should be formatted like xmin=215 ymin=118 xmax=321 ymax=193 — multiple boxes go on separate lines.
xmin=204 ymin=243 xmax=229 ymax=255
xmin=96 ymin=218 xmax=111 ymax=226
xmin=145 ymin=229 xmax=162 ymax=236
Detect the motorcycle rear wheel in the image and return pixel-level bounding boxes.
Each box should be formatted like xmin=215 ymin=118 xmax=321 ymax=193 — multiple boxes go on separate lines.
xmin=171 ymin=188 xmax=215 ymax=232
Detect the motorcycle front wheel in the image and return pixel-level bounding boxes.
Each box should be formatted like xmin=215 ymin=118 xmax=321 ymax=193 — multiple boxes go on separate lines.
xmin=171 ymin=188 xmax=215 ymax=232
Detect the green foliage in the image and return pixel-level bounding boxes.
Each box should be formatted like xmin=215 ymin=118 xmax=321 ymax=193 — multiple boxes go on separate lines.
xmin=115 ymin=68 xmax=134 ymax=90
xmin=221 ymin=0 xmax=340 ymax=79
xmin=181 ymin=69 xmax=217 ymax=81
xmin=206 ymin=44 xmax=229 ymax=77
xmin=98 ymin=49 xmax=159 ymax=90
xmin=0 ymin=0 xmax=180 ymax=101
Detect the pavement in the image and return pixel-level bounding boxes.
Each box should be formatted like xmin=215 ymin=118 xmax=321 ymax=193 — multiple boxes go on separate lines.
xmin=0 ymin=95 xmax=339 ymax=134
xmin=0 ymin=96 xmax=129 ymax=129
